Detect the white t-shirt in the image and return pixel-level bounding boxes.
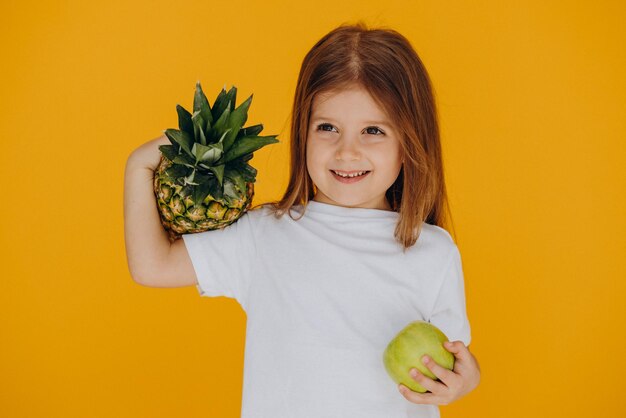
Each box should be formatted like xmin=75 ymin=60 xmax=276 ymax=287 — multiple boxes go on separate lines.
xmin=182 ymin=200 xmax=471 ymax=418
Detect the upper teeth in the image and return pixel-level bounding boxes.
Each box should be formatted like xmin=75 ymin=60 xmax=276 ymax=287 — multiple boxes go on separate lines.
xmin=333 ymin=170 xmax=368 ymax=178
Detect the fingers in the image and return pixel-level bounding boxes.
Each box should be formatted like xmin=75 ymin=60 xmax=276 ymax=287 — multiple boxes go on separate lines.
xmin=398 ymin=381 xmax=449 ymax=405
xmin=421 ymin=355 xmax=458 ymax=388
xmin=409 ymin=366 xmax=447 ymax=395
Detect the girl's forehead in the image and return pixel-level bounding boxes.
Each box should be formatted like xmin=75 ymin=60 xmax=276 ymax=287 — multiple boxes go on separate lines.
xmin=311 ymin=88 xmax=390 ymax=121
xmin=314 ymin=84 xmax=368 ymax=101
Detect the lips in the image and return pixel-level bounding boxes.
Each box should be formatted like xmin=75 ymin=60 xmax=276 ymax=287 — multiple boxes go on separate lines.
xmin=330 ymin=169 xmax=371 ymax=183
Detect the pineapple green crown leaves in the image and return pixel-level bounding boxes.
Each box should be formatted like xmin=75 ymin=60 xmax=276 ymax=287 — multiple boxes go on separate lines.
xmin=158 ymin=81 xmax=279 ymax=206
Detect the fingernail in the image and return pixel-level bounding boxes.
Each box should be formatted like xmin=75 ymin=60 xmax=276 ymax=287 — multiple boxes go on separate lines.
xmin=422 ymin=355 xmax=429 ymax=364
xmin=410 ymin=368 xmax=418 ymax=377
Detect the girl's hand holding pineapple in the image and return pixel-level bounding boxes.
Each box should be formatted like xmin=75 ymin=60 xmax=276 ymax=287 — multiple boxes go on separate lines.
xmin=128 ymin=134 xmax=170 ymax=172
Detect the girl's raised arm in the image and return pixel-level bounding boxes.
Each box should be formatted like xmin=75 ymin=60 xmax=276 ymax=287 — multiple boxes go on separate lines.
xmin=123 ymin=134 xmax=197 ymax=287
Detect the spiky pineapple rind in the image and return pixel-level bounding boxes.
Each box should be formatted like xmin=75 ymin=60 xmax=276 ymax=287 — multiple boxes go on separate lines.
xmin=154 ymin=156 xmax=255 ymax=242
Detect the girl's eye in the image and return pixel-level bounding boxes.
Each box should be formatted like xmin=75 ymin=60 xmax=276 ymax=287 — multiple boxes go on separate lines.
xmin=366 ymin=126 xmax=384 ymax=135
xmin=315 ymin=123 xmax=385 ymax=135
xmin=316 ymin=123 xmax=336 ymax=132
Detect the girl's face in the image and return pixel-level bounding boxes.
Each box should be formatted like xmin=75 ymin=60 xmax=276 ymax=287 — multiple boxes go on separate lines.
xmin=306 ymin=84 xmax=403 ymax=210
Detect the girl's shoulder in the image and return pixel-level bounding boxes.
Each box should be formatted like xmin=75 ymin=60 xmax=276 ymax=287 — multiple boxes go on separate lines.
xmin=246 ymin=202 xmax=281 ymax=218
xmin=246 ymin=202 xmax=305 ymax=219
xmin=415 ymin=222 xmax=458 ymax=254
xmin=421 ymin=222 xmax=454 ymax=243
xmin=241 ymin=203 xmax=290 ymax=227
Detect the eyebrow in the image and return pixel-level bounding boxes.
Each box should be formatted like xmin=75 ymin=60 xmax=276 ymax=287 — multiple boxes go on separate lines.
xmin=311 ymin=116 xmax=390 ymax=126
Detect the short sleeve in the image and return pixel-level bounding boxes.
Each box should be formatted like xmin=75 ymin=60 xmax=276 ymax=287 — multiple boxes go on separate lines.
xmin=427 ymin=245 xmax=472 ymax=346
xmin=181 ymin=210 xmax=257 ymax=309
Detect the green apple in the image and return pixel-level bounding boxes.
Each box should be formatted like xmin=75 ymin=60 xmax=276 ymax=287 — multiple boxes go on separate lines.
xmin=383 ymin=320 xmax=454 ymax=393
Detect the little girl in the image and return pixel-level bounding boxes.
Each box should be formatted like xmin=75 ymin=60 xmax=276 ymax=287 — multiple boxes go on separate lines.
xmin=124 ymin=21 xmax=480 ymax=418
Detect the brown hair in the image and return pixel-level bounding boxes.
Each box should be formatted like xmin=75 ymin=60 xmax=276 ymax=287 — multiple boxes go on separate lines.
xmin=252 ymin=20 xmax=457 ymax=252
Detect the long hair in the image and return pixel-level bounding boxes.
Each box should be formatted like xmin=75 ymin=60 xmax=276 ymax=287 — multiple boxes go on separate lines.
xmin=253 ymin=20 xmax=457 ymax=251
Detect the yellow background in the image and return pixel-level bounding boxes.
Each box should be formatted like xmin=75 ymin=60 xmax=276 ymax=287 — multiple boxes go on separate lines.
xmin=1 ymin=0 xmax=625 ymax=417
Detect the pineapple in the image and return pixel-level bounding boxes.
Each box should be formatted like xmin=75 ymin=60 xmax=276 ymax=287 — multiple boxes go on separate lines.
xmin=153 ymin=81 xmax=279 ymax=242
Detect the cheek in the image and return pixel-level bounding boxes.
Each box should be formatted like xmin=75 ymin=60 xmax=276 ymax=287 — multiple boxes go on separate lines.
xmin=305 ymin=148 xmax=321 ymax=180
xmin=385 ymin=144 xmax=403 ymax=169
xmin=378 ymin=147 xmax=401 ymax=166
xmin=305 ymin=148 xmax=315 ymax=171
xmin=306 ymin=143 xmax=326 ymax=168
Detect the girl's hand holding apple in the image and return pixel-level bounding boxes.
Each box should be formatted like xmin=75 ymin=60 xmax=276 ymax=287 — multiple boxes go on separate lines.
xmin=398 ymin=340 xmax=481 ymax=405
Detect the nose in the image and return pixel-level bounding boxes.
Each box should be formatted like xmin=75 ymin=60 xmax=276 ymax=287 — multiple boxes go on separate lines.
xmin=334 ymin=135 xmax=362 ymax=161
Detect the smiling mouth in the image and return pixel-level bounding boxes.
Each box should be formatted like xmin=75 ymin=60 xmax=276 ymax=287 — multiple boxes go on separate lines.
xmin=329 ymin=170 xmax=371 ymax=178
xmin=329 ymin=170 xmax=371 ymax=182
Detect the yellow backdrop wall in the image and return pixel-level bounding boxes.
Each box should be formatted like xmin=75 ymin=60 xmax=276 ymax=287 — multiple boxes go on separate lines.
xmin=1 ymin=1 xmax=624 ymax=417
